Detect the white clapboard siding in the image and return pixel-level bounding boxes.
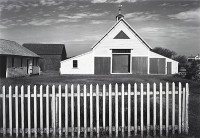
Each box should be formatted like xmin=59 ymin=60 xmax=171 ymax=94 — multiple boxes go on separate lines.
xmin=0 ymin=82 xmax=189 ymax=137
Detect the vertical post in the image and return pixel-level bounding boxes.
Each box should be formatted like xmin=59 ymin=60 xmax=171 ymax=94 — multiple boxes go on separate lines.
xmin=40 ymin=85 xmax=43 ymax=136
xmin=84 ymin=85 xmax=87 ymax=137
xmin=185 ymin=83 xmax=189 ymax=134
xmin=159 ymin=83 xmax=163 ymax=136
xmin=90 ymin=84 xmax=93 ymax=137
xmin=140 ymin=83 xmax=144 ymax=137
xmin=166 ymin=82 xmax=169 ymax=136
xmin=182 ymin=88 xmax=186 ymax=133
xmin=134 ymin=83 xmax=137 ymax=136
xmin=34 ymin=85 xmax=37 ymax=138
xmin=21 ymin=86 xmax=25 ymax=138
xmin=103 ymin=84 xmax=106 ymax=131
xmin=128 ymin=84 xmax=131 ymax=137
xmin=58 ymin=85 xmax=62 ymax=137
xmin=15 ymin=86 xmax=19 ymax=137
xmin=71 ymin=84 xmax=74 ymax=138
xmin=115 ymin=83 xmax=118 ymax=137
xmin=27 ymin=85 xmax=31 ymax=138
xmin=9 ymin=86 xmax=13 ymax=137
xmin=96 ymin=84 xmax=100 ymax=138
xmin=52 ymin=85 xmax=56 ymax=136
xmin=178 ymin=82 xmax=182 ymax=134
xmin=147 ymin=83 xmax=150 ymax=136
xmin=109 ymin=84 xmax=112 ymax=137
xmin=77 ymin=84 xmax=80 ymax=138
xmin=172 ymin=82 xmax=175 ymax=135
xmin=65 ymin=85 xmax=68 ymax=137
xmin=2 ymin=86 xmax=6 ymax=136
xmin=153 ymin=83 xmax=156 ymax=136
xmin=46 ymin=85 xmax=50 ymax=137
xmin=121 ymin=83 xmax=125 ymax=137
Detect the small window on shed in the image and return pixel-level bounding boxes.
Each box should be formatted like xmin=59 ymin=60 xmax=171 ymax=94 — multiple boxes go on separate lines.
xmin=73 ymin=60 xmax=78 ymax=68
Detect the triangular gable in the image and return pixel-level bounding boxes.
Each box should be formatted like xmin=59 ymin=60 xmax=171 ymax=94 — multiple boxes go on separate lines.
xmin=91 ymin=18 xmax=152 ymax=50
xmin=114 ymin=30 xmax=130 ymax=39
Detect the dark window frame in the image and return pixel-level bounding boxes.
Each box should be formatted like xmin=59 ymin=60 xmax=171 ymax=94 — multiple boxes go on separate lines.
xmin=73 ymin=60 xmax=78 ymax=68
xmin=112 ymin=49 xmax=131 ymax=54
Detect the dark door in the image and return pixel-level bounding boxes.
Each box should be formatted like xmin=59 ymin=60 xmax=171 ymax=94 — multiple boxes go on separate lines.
xmin=112 ymin=54 xmax=130 ymax=73
xmin=150 ymin=58 xmax=166 ymax=74
xmin=95 ymin=57 xmax=110 ymax=75
xmin=132 ymin=57 xmax=148 ymax=74
xmin=0 ymin=56 xmax=7 ymax=78
xmin=167 ymin=62 xmax=172 ymax=74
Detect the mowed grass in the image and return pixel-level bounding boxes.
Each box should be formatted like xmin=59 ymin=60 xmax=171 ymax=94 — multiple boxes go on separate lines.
xmin=0 ymin=72 xmax=200 ymax=137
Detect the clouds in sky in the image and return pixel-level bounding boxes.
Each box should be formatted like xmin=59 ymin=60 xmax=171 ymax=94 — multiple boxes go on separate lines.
xmin=0 ymin=0 xmax=199 ymax=56
xmin=168 ymin=8 xmax=200 ymax=22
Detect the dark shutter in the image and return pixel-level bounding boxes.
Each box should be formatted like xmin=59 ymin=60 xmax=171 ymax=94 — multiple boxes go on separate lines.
xmin=132 ymin=57 xmax=148 ymax=74
xmin=150 ymin=58 xmax=166 ymax=74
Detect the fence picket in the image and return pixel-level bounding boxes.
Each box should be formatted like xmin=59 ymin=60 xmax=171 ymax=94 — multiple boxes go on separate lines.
xmin=166 ymin=83 xmax=169 ymax=136
xmin=46 ymin=85 xmax=50 ymax=137
xmin=40 ymin=85 xmax=43 ymax=136
xmin=52 ymin=85 xmax=56 ymax=136
xmin=103 ymin=84 xmax=106 ymax=131
xmin=90 ymin=84 xmax=93 ymax=137
xmin=185 ymin=83 xmax=189 ymax=134
xmin=182 ymin=88 xmax=186 ymax=133
xmin=140 ymin=83 xmax=144 ymax=136
xmin=21 ymin=86 xmax=25 ymax=137
xmin=77 ymin=84 xmax=80 ymax=138
xmin=172 ymin=82 xmax=175 ymax=135
xmin=34 ymin=85 xmax=37 ymax=137
xmin=58 ymin=85 xmax=62 ymax=137
xmin=96 ymin=84 xmax=100 ymax=138
xmin=84 ymin=85 xmax=87 ymax=137
xmin=9 ymin=86 xmax=13 ymax=136
xmin=178 ymin=82 xmax=182 ymax=134
xmin=65 ymin=85 xmax=68 ymax=137
xmin=2 ymin=86 xmax=6 ymax=136
xmin=109 ymin=84 xmax=112 ymax=137
xmin=147 ymin=83 xmax=150 ymax=136
xmin=27 ymin=85 xmax=31 ymax=137
xmin=71 ymin=84 xmax=74 ymax=138
xmin=15 ymin=86 xmax=19 ymax=137
xmin=153 ymin=83 xmax=156 ymax=136
xmin=160 ymin=83 xmax=163 ymax=136
xmin=128 ymin=84 xmax=131 ymax=136
xmin=115 ymin=83 xmax=119 ymax=137
xmin=134 ymin=83 xmax=137 ymax=136
xmin=121 ymin=83 xmax=125 ymax=137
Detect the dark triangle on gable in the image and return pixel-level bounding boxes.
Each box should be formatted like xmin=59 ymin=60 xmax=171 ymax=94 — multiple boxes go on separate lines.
xmin=114 ymin=30 xmax=130 ymax=39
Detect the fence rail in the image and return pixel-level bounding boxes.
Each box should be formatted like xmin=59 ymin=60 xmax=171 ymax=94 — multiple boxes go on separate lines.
xmin=0 ymin=82 xmax=189 ymax=137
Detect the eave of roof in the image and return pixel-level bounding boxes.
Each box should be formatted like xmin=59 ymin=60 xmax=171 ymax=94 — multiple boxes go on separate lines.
xmin=91 ymin=18 xmax=152 ymax=50
xmin=0 ymin=39 xmax=39 ymax=57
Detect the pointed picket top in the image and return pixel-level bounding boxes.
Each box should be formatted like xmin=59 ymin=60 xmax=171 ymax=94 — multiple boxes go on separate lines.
xmin=58 ymin=85 xmax=61 ymax=90
xmin=40 ymin=85 xmax=43 ymax=90
xmin=65 ymin=84 xmax=68 ymax=90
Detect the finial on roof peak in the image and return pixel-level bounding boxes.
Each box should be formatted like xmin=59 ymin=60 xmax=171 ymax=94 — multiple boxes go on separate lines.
xmin=116 ymin=4 xmax=124 ymax=22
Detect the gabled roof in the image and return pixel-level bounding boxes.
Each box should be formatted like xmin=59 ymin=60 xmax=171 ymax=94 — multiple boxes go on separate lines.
xmin=91 ymin=18 xmax=152 ymax=50
xmin=0 ymin=39 xmax=39 ymax=57
xmin=23 ymin=43 xmax=66 ymax=55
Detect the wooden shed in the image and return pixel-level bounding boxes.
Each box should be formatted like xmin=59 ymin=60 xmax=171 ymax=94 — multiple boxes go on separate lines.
xmin=60 ymin=14 xmax=178 ymax=75
xmin=0 ymin=39 xmax=40 ymax=78
xmin=23 ymin=44 xmax=67 ymax=72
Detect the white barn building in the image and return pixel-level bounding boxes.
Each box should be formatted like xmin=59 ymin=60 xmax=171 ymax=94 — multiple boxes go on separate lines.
xmin=60 ymin=13 xmax=178 ymax=75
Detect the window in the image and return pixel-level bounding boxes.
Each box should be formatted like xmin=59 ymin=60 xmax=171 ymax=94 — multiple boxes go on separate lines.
xmin=12 ymin=57 xmax=14 ymax=67
xmin=112 ymin=49 xmax=131 ymax=53
xmin=73 ymin=60 xmax=78 ymax=68
xmin=114 ymin=30 xmax=130 ymax=39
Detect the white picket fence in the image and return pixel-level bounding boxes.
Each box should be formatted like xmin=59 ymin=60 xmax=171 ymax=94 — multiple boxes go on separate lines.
xmin=0 ymin=82 xmax=189 ymax=137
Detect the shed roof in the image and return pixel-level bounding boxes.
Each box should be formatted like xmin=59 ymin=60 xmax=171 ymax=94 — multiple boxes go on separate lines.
xmin=23 ymin=43 xmax=66 ymax=55
xmin=0 ymin=39 xmax=39 ymax=57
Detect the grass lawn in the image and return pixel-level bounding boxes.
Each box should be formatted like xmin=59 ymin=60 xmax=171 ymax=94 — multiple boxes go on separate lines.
xmin=0 ymin=72 xmax=200 ymax=137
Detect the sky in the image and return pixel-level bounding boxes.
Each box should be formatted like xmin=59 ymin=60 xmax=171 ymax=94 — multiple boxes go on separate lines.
xmin=0 ymin=0 xmax=200 ymax=57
